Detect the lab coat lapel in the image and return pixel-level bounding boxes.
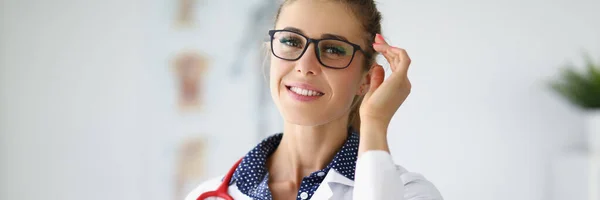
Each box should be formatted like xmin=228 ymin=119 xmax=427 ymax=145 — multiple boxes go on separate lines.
xmin=311 ymin=168 xmax=354 ymax=200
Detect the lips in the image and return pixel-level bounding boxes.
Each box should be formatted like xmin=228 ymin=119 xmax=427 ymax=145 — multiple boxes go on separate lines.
xmin=284 ymin=83 xmax=325 ymax=97
xmin=283 ymin=82 xmax=325 ymax=102
xmin=286 ymin=86 xmax=324 ymax=96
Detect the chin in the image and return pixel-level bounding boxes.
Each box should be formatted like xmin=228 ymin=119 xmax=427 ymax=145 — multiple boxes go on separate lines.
xmin=280 ymin=106 xmax=328 ymax=126
xmin=284 ymin=118 xmax=329 ymax=127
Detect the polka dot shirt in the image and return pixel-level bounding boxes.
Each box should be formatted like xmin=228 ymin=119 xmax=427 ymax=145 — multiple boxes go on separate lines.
xmin=229 ymin=129 xmax=359 ymax=200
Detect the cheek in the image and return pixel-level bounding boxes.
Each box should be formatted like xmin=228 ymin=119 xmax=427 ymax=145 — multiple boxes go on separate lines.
xmin=269 ymin=57 xmax=292 ymax=100
xmin=333 ymin=66 xmax=364 ymax=94
xmin=327 ymin=66 xmax=364 ymax=106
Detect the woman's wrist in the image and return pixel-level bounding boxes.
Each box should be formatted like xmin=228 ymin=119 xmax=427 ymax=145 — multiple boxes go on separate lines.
xmin=360 ymin=118 xmax=389 ymax=132
xmin=358 ymin=120 xmax=390 ymax=157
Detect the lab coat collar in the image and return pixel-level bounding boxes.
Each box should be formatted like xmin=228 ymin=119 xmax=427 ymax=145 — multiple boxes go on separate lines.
xmin=311 ymin=168 xmax=355 ymax=199
xmin=325 ymin=168 xmax=355 ymax=186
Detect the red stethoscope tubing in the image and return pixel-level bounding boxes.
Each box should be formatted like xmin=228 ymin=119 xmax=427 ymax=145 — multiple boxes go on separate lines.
xmin=196 ymin=158 xmax=243 ymax=200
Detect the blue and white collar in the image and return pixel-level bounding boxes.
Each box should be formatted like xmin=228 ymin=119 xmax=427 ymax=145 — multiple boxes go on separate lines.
xmin=230 ymin=129 xmax=360 ymax=199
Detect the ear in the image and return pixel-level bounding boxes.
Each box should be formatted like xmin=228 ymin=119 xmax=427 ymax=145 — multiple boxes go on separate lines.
xmin=356 ymin=64 xmax=376 ymax=96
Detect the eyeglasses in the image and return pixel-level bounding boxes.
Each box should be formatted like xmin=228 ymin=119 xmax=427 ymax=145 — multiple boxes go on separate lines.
xmin=268 ymin=29 xmax=365 ymax=69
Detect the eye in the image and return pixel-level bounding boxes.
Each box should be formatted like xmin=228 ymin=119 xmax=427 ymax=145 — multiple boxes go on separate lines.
xmin=323 ymin=45 xmax=347 ymax=56
xmin=279 ymin=37 xmax=303 ymax=48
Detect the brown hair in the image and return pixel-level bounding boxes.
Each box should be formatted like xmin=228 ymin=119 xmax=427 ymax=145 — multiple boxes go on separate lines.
xmin=274 ymin=0 xmax=383 ymax=132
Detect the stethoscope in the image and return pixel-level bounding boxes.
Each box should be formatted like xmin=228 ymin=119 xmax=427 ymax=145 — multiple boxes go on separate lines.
xmin=196 ymin=158 xmax=243 ymax=200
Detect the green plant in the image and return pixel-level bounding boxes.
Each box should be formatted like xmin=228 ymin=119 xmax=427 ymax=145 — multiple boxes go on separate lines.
xmin=550 ymin=54 xmax=600 ymax=109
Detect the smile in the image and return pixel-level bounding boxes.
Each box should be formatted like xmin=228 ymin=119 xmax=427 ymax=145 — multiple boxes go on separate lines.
xmin=284 ymin=84 xmax=325 ymax=102
xmin=286 ymin=86 xmax=324 ymax=96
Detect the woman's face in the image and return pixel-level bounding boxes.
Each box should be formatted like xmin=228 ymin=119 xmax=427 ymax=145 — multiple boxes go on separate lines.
xmin=270 ymin=0 xmax=369 ymax=126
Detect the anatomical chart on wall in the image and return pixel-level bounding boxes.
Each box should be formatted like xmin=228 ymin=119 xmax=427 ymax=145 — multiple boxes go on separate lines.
xmin=174 ymin=136 xmax=207 ymax=200
xmin=172 ymin=50 xmax=210 ymax=113
xmin=173 ymin=0 xmax=206 ymax=29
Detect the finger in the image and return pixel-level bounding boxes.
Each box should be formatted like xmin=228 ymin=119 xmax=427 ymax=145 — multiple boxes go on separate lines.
xmin=372 ymin=34 xmax=404 ymax=72
xmin=372 ymin=33 xmax=394 ymax=60
xmin=374 ymin=33 xmax=388 ymax=45
xmin=373 ymin=44 xmax=399 ymax=71
xmin=385 ymin=48 xmax=401 ymax=72
xmin=388 ymin=47 xmax=411 ymax=76
xmin=364 ymin=64 xmax=385 ymax=99
xmin=373 ymin=43 xmax=393 ymax=59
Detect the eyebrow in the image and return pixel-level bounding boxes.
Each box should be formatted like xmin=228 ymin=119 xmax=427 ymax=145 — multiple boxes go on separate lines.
xmin=283 ymin=27 xmax=350 ymax=42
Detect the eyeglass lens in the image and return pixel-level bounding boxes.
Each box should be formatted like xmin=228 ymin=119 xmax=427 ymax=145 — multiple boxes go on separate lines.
xmin=271 ymin=31 xmax=355 ymax=69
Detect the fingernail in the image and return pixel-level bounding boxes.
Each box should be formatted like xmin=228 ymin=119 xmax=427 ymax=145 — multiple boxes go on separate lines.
xmin=376 ymin=34 xmax=384 ymax=40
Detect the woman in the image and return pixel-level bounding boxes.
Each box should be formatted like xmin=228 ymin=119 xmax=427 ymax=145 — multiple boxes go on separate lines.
xmin=186 ymin=0 xmax=443 ymax=199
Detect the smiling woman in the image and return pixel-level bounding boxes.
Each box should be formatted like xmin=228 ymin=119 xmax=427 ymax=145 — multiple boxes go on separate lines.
xmin=185 ymin=0 xmax=443 ymax=199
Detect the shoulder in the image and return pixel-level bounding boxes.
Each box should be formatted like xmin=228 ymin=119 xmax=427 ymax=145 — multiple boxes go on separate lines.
xmin=183 ymin=176 xmax=224 ymax=200
xmin=355 ymin=150 xmax=443 ymax=200
xmin=394 ymin=165 xmax=444 ymax=200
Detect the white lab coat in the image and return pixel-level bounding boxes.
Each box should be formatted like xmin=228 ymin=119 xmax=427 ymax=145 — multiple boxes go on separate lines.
xmin=185 ymin=150 xmax=443 ymax=200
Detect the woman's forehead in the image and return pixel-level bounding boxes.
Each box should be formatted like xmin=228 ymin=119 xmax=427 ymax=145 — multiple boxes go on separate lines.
xmin=275 ymin=0 xmax=364 ymax=44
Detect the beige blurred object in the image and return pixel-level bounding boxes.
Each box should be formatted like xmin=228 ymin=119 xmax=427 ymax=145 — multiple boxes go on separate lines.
xmin=173 ymin=0 xmax=204 ymax=29
xmin=175 ymin=136 xmax=207 ymax=200
xmin=172 ymin=50 xmax=210 ymax=112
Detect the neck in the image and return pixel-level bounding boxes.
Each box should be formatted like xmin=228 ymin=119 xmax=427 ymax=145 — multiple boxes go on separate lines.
xmin=267 ymin=116 xmax=349 ymax=185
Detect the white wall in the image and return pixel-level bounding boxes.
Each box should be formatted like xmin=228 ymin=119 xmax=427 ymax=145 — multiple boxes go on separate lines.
xmin=141 ymin=0 xmax=271 ymax=199
xmin=379 ymin=1 xmax=600 ymax=200
xmin=0 ymin=0 xmax=148 ymax=199
xmin=1 ymin=0 xmax=268 ymax=199
xmin=1 ymin=0 xmax=599 ymax=200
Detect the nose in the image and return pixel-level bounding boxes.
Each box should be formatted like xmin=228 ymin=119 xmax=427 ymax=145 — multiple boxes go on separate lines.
xmin=294 ymin=43 xmax=321 ymax=76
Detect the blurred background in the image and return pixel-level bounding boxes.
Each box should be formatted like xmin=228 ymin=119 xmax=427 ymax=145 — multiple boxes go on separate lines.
xmin=1 ymin=0 xmax=599 ymax=200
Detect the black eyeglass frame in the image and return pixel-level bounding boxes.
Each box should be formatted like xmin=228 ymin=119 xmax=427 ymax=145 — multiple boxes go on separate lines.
xmin=268 ymin=29 xmax=365 ymax=69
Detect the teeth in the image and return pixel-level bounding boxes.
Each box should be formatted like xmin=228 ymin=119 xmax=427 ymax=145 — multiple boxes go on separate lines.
xmin=290 ymin=86 xmax=322 ymax=96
